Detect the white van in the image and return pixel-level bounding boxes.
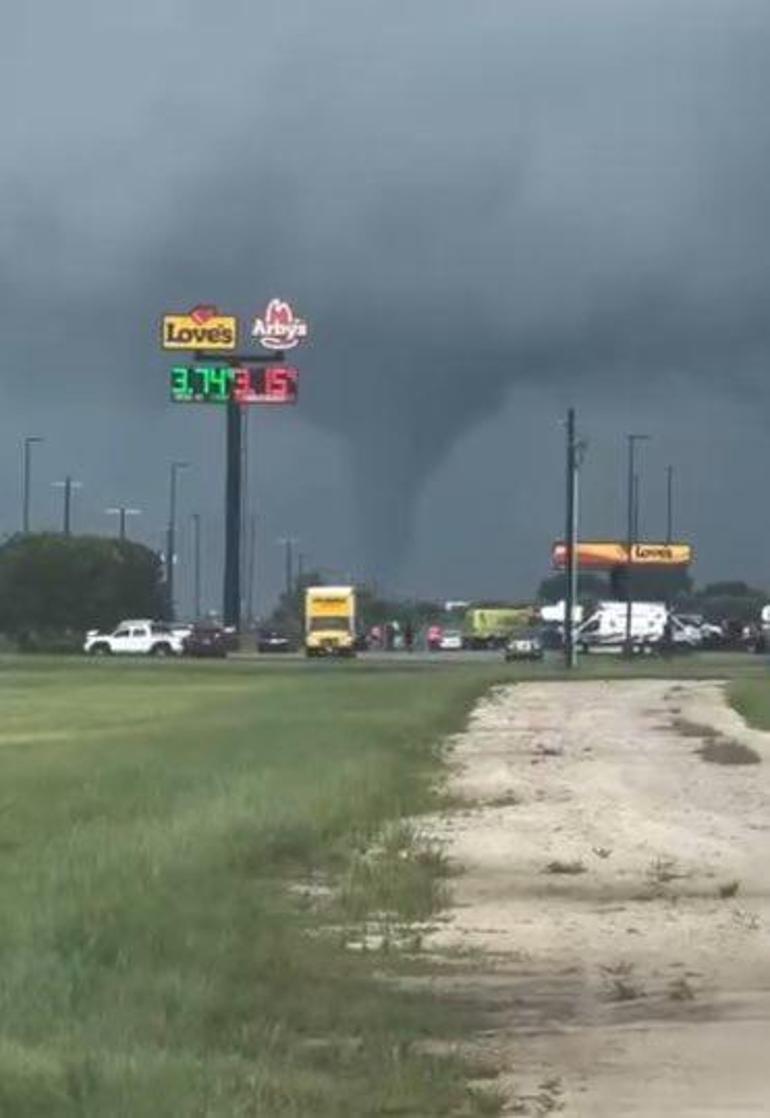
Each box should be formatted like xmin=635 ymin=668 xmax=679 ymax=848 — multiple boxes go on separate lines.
xmin=575 ymin=601 xmax=667 ymax=653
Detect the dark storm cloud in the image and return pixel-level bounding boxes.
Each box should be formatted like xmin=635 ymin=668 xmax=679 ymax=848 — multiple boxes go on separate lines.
xmin=4 ymin=0 xmax=770 ymax=586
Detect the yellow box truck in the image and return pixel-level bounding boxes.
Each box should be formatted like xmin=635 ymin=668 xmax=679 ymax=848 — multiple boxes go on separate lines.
xmin=305 ymin=586 xmax=357 ymax=657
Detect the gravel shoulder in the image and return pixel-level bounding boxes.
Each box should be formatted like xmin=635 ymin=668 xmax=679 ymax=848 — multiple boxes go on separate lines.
xmin=424 ymin=679 xmax=770 ymax=1116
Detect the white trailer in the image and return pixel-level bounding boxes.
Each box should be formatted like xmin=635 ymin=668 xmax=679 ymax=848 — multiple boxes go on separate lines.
xmin=575 ymin=601 xmax=701 ymax=653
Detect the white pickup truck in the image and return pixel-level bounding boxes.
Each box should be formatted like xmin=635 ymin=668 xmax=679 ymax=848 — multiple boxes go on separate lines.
xmin=84 ymin=620 xmax=188 ymax=657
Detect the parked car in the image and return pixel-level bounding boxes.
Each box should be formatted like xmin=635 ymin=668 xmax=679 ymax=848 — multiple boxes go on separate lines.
xmin=427 ymin=624 xmax=443 ymax=651
xmin=505 ymin=629 xmax=544 ymax=662
xmin=256 ymin=629 xmax=293 ymax=653
xmin=84 ymin=620 xmax=184 ymax=656
xmin=438 ymin=629 xmax=463 ymax=651
xmin=182 ymin=623 xmax=228 ymax=658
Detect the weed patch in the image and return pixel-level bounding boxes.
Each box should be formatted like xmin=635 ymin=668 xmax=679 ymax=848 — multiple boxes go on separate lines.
xmin=544 ymin=860 xmax=587 ymax=876
xmin=697 ymin=739 xmax=760 ymax=765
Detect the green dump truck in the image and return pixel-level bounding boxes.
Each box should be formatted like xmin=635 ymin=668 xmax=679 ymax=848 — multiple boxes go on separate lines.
xmin=463 ymin=606 xmax=535 ymax=650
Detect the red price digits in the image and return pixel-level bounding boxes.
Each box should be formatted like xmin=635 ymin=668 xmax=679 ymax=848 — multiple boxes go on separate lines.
xmin=265 ymin=366 xmax=296 ymax=401
xmin=232 ymin=367 xmax=251 ymax=403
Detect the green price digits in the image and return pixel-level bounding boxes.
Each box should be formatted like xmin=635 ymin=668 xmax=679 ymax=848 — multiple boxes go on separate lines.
xmin=170 ymin=366 xmax=234 ymax=403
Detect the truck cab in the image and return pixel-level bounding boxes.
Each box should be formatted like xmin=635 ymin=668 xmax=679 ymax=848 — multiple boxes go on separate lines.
xmin=305 ymin=587 xmax=356 ymax=657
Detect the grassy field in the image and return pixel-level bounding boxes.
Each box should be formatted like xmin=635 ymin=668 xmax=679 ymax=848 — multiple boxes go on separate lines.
xmin=0 ymin=656 xmax=514 ymax=1117
xmin=728 ymin=676 xmax=770 ymax=730
xmin=1 ymin=650 xmax=767 ymax=1116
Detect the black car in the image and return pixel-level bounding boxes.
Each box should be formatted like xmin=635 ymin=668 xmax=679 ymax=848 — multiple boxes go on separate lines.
xmin=256 ymin=629 xmax=293 ymax=653
xmin=182 ymin=623 xmax=229 ymax=659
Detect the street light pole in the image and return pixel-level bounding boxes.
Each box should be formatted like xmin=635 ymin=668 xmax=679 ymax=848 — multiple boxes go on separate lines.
xmin=191 ymin=512 xmax=202 ymax=620
xmin=278 ymin=537 xmax=298 ymax=600
xmin=246 ymin=513 xmax=257 ymax=626
xmin=285 ymin=539 xmax=294 ymax=598
xmin=624 ymin=435 xmax=650 ymax=655
xmin=105 ymin=506 xmax=141 ymax=541
xmin=22 ymin=436 xmax=44 ymax=534
xmin=52 ymin=477 xmax=83 ymax=537
xmin=167 ymin=461 xmax=189 ymax=621
xmin=564 ymin=408 xmax=578 ymax=669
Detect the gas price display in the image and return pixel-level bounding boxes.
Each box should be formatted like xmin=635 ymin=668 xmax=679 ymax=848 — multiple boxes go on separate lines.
xmin=170 ymin=365 xmax=298 ymax=405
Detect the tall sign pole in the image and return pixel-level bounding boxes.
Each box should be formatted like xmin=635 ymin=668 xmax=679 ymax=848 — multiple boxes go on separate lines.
xmin=223 ymin=401 xmax=243 ymax=629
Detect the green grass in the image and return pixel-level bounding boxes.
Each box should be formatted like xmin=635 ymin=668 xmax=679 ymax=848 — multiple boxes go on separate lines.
xmin=728 ymin=676 xmax=770 ymax=730
xmin=0 ymin=656 xmax=511 ymax=1117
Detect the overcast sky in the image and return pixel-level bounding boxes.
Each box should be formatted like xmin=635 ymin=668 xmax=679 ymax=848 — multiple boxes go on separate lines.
xmin=4 ymin=0 xmax=770 ymax=613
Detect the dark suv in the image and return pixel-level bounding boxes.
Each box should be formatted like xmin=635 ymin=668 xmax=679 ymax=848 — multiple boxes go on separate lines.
xmin=182 ymin=623 xmax=229 ymax=659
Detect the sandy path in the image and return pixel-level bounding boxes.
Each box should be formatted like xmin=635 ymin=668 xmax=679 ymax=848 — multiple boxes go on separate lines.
xmin=424 ymin=680 xmax=770 ymax=1116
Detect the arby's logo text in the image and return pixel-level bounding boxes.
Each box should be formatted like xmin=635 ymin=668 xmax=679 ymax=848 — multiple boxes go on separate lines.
xmin=251 ymin=299 xmax=309 ymax=351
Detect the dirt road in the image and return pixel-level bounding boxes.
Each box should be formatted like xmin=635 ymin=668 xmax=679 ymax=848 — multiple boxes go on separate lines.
xmin=425 ymin=680 xmax=770 ymax=1116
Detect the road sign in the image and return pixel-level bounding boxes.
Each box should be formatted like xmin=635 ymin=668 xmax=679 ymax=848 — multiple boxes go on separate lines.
xmin=251 ymin=299 xmax=308 ymax=350
xmin=162 ymin=305 xmax=237 ymax=351
xmin=552 ymin=541 xmax=693 ymax=569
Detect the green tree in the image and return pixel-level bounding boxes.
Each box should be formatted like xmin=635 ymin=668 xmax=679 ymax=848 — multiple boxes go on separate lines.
xmin=609 ymin=567 xmax=693 ymax=603
xmin=684 ymin=581 xmax=768 ymax=624
xmin=0 ymin=534 xmax=165 ymax=649
xmin=265 ymin=569 xmax=327 ymax=641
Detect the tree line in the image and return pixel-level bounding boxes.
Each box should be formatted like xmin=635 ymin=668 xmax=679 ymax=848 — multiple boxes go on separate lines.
xmin=0 ymin=534 xmax=165 ymax=650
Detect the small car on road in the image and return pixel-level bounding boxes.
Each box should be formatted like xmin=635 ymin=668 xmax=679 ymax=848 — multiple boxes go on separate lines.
xmin=438 ymin=629 xmax=463 ymax=651
xmin=256 ymin=629 xmax=294 ymax=653
xmin=504 ymin=629 xmax=544 ymax=662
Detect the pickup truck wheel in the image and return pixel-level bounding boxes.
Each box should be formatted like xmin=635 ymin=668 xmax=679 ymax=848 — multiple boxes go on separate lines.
xmin=150 ymin=642 xmax=173 ymax=657
xmin=89 ymin=642 xmax=111 ymax=656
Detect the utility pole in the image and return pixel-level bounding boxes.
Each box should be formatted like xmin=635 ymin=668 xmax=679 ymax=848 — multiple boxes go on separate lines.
xmin=633 ymin=473 xmax=640 ymax=541
xmin=52 ymin=476 xmax=82 ymax=537
xmin=564 ymin=408 xmax=578 ymax=669
xmin=22 ymin=436 xmax=44 ymax=533
xmin=106 ymin=506 xmax=141 ymax=541
xmin=167 ymin=461 xmax=188 ymax=621
xmin=624 ymin=435 xmax=650 ymax=656
xmin=285 ymin=538 xmax=294 ymax=598
xmin=666 ymin=465 xmax=674 ymax=544
xmin=191 ymin=512 xmax=202 ymax=620
xmin=278 ymin=537 xmax=297 ymax=600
